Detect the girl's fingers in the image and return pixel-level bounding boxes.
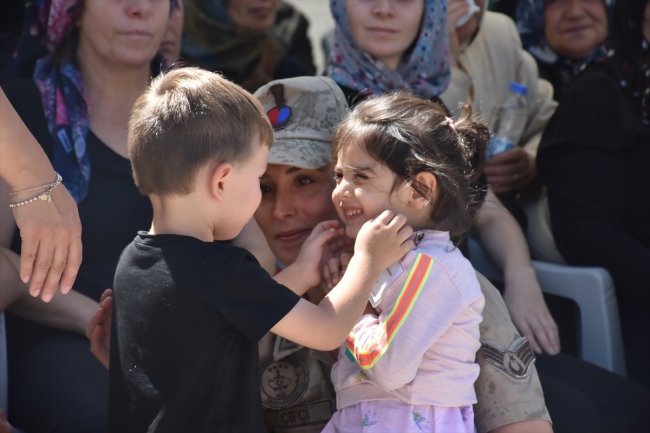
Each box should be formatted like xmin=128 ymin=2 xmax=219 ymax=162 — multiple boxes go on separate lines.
xmin=323 ymin=264 xmax=333 ymax=289
xmin=328 ymin=258 xmax=341 ymax=286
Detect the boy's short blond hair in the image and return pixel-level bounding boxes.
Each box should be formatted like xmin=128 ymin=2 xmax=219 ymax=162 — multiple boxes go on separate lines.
xmin=129 ymin=67 xmax=273 ymax=196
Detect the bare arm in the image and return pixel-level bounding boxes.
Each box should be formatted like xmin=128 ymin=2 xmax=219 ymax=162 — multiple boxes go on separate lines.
xmin=0 ymin=89 xmax=82 ymax=301
xmin=272 ymin=212 xmax=413 ymax=351
xmin=473 ymin=189 xmax=559 ymax=355
xmin=1 ymin=246 xmax=96 ymax=335
xmin=490 ymin=419 xmax=553 ymax=433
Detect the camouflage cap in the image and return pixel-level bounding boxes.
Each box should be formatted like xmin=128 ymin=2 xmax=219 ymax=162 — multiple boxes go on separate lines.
xmin=254 ymin=76 xmax=349 ymax=169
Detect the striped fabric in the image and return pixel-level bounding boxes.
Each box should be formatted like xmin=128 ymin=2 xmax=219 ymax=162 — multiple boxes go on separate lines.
xmin=346 ymin=253 xmax=434 ymax=369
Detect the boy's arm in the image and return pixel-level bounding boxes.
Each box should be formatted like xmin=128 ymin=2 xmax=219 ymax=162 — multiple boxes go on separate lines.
xmin=272 ymin=211 xmax=413 ymax=351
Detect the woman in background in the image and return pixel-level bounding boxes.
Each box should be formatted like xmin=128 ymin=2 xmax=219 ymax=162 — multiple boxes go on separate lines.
xmin=537 ymin=0 xmax=650 ymax=389
xmin=516 ymin=0 xmax=611 ymax=101
xmin=182 ymin=0 xmax=315 ymax=92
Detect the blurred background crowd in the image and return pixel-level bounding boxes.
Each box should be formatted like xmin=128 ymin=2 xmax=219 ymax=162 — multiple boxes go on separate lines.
xmin=0 ymin=0 xmax=648 ymax=432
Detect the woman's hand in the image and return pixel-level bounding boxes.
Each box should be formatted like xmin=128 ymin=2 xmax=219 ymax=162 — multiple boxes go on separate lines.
xmin=12 ymin=183 xmax=82 ymax=302
xmin=86 ymin=289 xmax=113 ymax=370
xmin=447 ymin=0 xmax=470 ymax=66
xmin=0 ymin=409 xmax=12 ymax=433
xmin=484 ymin=147 xmax=537 ymax=194
xmin=503 ymin=267 xmax=560 ymax=355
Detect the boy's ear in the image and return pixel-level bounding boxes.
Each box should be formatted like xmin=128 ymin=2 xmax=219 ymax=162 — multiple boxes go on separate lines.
xmin=410 ymin=172 xmax=437 ymax=209
xmin=208 ymin=162 xmax=233 ymax=202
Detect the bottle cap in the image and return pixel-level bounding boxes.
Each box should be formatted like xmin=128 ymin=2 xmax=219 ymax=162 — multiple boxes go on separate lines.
xmin=510 ymin=82 xmax=528 ymax=95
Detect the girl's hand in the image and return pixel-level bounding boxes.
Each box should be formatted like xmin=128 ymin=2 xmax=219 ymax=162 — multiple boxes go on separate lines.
xmin=323 ymin=252 xmax=353 ymax=293
xmin=354 ymin=211 xmax=414 ymax=274
xmin=503 ymin=268 xmax=560 ymax=355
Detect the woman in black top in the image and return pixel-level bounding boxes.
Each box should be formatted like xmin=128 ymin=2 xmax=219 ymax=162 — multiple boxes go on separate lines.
xmin=0 ymin=0 xmax=172 ymax=431
xmin=537 ymin=0 xmax=650 ymax=388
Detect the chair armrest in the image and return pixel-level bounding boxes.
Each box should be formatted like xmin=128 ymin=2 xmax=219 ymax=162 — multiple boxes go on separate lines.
xmin=531 ymin=261 xmax=626 ymax=376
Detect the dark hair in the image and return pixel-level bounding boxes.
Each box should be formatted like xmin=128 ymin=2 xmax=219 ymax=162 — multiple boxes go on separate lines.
xmin=129 ymin=67 xmax=274 ymax=196
xmin=332 ymin=93 xmax=489 ymax=240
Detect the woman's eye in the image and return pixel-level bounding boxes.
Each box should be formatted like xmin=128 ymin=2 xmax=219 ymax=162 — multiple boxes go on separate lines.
xmin=260 ymin=185 xmax=272 ymax=195
xmin=296 ymin=176 xmax=314 ymax=187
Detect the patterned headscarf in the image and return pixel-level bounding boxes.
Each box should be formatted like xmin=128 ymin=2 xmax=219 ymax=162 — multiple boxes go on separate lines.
xmin=602 ymin=0 xmax=650 ymax=125
xmin=182 ymin=0 xmax=302 ymax=92
xmin=516 ymin=0 xmax=614 ymax=70
xmin=326 ymin=0 xmax=449 ymax=100
xmin=3 ymin=0 xmax=171 ymax=203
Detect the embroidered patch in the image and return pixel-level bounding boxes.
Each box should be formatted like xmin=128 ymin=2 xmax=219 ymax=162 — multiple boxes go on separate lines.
xmin=480 ymin=337 xmax=536 ymax=380
xmin=266 ymin=84 xmax=292 ymax=130
xmin=259 ymin=354 xmax=308 ymax=409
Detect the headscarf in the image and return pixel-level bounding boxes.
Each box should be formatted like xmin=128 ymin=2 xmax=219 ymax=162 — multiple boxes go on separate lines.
xmin=601 ymin=0 xmax=650 ymax=125
xmin=326 ymin=0 xmax=450 ymax=100
xmin=516 ymin=0 xmax=614 ymax=72
xmin=182 ymin=0 xmax=302 ymax=92
xmin=3 ymin=0 xmax=171 ymax=203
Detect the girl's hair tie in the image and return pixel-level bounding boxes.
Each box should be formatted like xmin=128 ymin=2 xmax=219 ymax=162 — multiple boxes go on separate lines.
xmin=445 ymin=117 xmax=456 ymax=132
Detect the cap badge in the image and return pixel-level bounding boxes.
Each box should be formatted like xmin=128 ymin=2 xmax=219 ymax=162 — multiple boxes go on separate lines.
xmin=266 ymin=84 xmax=292 ymax=131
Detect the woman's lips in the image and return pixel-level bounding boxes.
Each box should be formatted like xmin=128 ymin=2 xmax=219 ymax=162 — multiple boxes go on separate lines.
xmin=366 ymin=27 xmax=398 ymax=35
xmin=276 ymin=229 xmax=312 ymax=243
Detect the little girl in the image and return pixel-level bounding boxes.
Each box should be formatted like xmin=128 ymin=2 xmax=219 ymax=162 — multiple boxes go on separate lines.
xmin=323 ymin=93 xmax=489 ymax=432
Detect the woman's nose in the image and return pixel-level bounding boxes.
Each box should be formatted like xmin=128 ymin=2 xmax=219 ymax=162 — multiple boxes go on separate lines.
xmin=372 ymin=0 xmax=394 ymax=17
xmin=272 ymin=189 xmax=297 ymax=219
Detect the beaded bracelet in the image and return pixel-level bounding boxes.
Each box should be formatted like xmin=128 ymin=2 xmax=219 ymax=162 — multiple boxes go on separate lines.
xmin=9 ymin=174 xmax=63 ymax=208
xmin=10 ymin=173 xmax=62 ymax=196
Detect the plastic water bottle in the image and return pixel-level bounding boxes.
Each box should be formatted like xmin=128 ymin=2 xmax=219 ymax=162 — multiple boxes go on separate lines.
xmin=488 ymin=82 xmax=528 ymax=158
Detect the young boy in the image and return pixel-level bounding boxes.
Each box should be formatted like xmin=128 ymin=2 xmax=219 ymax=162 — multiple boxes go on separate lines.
xmin=107 ymin=67 xmax=413 ymax=432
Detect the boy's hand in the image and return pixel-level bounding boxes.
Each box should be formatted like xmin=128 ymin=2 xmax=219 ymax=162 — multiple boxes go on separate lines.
xmin=86 ymin=288 xmax=113 ymax=370
xmin=323 ymin=252 xmax=353 ymax=292
xmin=354 ymin=211 xmax=414 ymax=273
xmin=294 ymin=220 xmax=348 ymax=288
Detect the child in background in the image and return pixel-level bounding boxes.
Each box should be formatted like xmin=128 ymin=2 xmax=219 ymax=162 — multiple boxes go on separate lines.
xmin=108 ymin=67 xmax=413 ymax=432
xmin=323 ymin=93 xmax=488 ymax=432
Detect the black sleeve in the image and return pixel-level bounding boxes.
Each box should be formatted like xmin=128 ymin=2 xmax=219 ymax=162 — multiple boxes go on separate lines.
xmin=2 ymin=78 xmax=54 ymax=158
xmin=209 ymin=248 xmax=301 ymax=342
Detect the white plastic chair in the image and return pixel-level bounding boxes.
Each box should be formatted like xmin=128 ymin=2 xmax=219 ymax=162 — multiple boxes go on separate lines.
xmin=468 ymin=208 xmax=626 ymax=377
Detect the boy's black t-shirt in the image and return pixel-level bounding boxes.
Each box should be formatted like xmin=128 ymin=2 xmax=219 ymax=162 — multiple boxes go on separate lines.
xmin=108 ymin=232 xmax=301 ymax=433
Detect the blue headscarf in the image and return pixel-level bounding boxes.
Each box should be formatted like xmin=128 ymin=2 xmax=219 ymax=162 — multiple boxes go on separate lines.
xmin=516 ymin=0 xmax=614 ymax=69
xmin=326 ymin=0 xmax=450 ymax=100
xmin=4 ymin=0 xmax=172 ymax=203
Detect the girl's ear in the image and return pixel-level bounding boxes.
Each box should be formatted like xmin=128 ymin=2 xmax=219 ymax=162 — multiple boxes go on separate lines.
xmin=208 ymin=162 xmax=233 ymax=202
xmin=410 ymin=172 xmax=437 ymax=210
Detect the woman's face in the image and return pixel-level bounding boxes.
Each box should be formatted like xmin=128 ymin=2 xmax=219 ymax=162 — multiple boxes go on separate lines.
xmin=78 ymin=0 xmax=170 ymax=67
xmin=160 ymin=0 xmax=184 ymax=60
xmin=227 ymin=0 xmax=279 ymax=32
xmin=255 ymin=164 xmax=341 ymax=266
xmin=544 ymin=0 xmax=608 ymax=60
xmin=346 ymin=0 xmax=425 ymax=70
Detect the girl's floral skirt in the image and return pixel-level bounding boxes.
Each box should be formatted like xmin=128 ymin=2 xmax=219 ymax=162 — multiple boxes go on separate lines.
xmin=322 ymin=400 xmax=475 ymax=433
